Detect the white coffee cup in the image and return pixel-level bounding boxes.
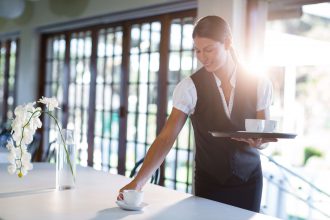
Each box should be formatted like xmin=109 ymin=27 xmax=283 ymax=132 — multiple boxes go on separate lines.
xmin=245 ymin=119 xmax=265 ymax=132
xmin=121 ymin=190 xmax=144 ymax=206
xmin=264 ymin=120 xmax=277 ymax=132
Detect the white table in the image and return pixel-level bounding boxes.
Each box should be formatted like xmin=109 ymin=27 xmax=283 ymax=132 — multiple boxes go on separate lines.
xmin=0 ymin=163 xmax=279 ymax=220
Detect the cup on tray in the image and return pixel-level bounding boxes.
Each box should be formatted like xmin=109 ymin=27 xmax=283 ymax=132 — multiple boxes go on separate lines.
xmin=264 ymin=120 xmax=277 ymax=132
xmin=245 ymin=119 xmax=277 ymax=133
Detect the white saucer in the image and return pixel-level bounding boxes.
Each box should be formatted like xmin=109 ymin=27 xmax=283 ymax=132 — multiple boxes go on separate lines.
xmin=116 ymin=200 xmax=148 ymax=211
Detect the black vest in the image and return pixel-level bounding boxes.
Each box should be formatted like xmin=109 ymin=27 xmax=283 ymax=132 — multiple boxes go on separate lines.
xmin=190 ymin=66 xmax=260 ymax=183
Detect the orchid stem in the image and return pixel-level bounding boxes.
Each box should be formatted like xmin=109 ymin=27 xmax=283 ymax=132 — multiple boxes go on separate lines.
xmin=44 ymin=111 xmax=75 ymax=182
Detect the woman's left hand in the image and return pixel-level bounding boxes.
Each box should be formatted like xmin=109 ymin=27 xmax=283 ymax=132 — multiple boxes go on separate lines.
xmin=231 ymin=138 xmax=278 ymax=149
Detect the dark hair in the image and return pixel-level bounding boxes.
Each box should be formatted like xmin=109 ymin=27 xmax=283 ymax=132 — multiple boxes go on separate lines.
xmin=192 ymin=16 xmax=232 ymax=43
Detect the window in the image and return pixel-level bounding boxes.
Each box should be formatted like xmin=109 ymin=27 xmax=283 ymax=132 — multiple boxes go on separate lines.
xmin=94 ymin=27 xmax=122 ymax=173
xmin=0 ymin=38 xmax=19 ymax=126
xmin=39 ymin=10 xmax=197 ymax=192
xmin=125 ymin=21 xmax=161 ymax=176
xmin=165 ymin=17 xmax=197 ymax=192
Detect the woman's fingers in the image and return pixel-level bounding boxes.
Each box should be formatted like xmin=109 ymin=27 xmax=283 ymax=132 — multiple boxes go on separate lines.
xmin=117 ymin=181 xmax=141 ymax=201
xmin=231 ymin=137 xmax=276 ymax=148
xmin=231 ymin=138 xmax=247 ymax=142
xmin=261 ymin=138 xmax=278 ymax=143
xmin=232 ymin=138 xmax=278 ymax=145
xmin=249 ymin=138 xmax=262 ymax=147
xmin=117 ymin=189 xmax=124 ymax=201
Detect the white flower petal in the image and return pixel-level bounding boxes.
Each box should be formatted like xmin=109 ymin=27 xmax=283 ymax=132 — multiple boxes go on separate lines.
xmin=38 ymin=96 xmax=59 ymax=111
xmin=14 ymin=148 xmax=22 ymax=158
xmin=6 ymin=139 xmax=15 ymax=151
xmin=21 ymin=145 xmax=28 ymax=152
xmin=21 ymin=152 xmax=32 ymax=163
xmin=15 ymin=159 xmax=22 ymax=168
xmin=23 ymin=135 xmax=33 ymax=145
xmin=23 ymin=162 xmax=33 ymax=171
xmin=9 ymin=99 xmax=56 ymax=177
xmin=14 ymin=105 xmax=25 ymax=116
xmin=12 ymin=132 xmax=21 ymax=143
xmin=7 ymin=164 xmax=17 ymax=174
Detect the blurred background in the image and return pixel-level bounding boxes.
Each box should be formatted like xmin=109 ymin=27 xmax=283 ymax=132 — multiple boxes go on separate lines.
xmin=0 ymin=0 xmax=329 ymax=219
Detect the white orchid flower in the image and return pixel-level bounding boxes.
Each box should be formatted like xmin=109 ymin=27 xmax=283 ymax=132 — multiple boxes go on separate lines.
xmin=14 ymin=105 xmax=25 ymax=117
xmin=7 ymin=164 xmax=17 ymax=175
xmin=7 ymin=97 xmax=72 ymax=179
xmin=22 ymin=160 xmax=33 ymax=172
xmin=15 ymin=159 xmax=22 ymax=169
xmin=6 ymin=139 xmax=15 ymax=151
xmin=8 ymin=102 xmax=40 ymax=177
xmin=11 ymin=103 xmax=42 ymax=147
xmin=21 ymin=151 xmax=32 ymax=163
xmin=7 ymin=151 xmax=16 ymax=164
xmin=38 ymin=96 xmax=60 ymax=111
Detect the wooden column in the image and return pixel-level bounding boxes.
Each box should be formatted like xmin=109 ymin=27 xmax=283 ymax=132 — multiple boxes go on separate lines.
xmin=246 ymin=0 xmax=268 ymax=63
xmin=87 ymin=29 xmax=98 ymax=167
xmin=118 ymin=22 xmax=131 ymax=175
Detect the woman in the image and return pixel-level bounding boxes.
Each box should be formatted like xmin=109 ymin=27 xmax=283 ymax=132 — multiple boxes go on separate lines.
xmin=117 ymin=15 xmax=277 ymax=212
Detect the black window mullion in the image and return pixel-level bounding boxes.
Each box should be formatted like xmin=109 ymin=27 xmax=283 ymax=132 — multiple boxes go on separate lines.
xmin=0 ymin=41 xmax=4 ymax=123
xmin=38 ymin=35 xmax=50 ymax=162
xmin=13 ymin=39 xmax=19 ymax=108
xmin=118 ymin=22 xmax=131 ymax=175
xmin=2 ymin=40 xmax=11 ymax=123
xmin=55 ymin=36 xmax=62 ymax=130
xmin=107 ymin=28 xmax=116 ymax=170
xmin=133 ymin=23 xmax=143 ymax=165
xmin=62 ymin=33 xmax=71 ymax=128
xmin=144 ymin=22 xmax=153 ymax=155
xmin=100 ymin=29 xmax=107 ymax=170
xmin=80 ymin=32 xmax=86 ymax=142
xmin=108 ymin=28 xmax=116 ymax=170
xmin=71 ymin=32 xmax=82 ymax=163
xmin=87 ymin=29 xmax=98 ymax=167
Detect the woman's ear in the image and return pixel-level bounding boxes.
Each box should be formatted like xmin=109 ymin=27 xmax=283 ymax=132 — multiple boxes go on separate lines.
xmin=224 ymin=37 xmax=232 ymax=50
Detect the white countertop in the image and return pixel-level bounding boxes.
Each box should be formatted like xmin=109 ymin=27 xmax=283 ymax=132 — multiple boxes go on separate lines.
xmin=0 ymin=163 xmax=280 ymax=220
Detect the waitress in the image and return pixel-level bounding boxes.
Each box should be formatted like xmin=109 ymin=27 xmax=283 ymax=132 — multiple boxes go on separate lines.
xmin=117 ymin=15 xmax=276 ymax=212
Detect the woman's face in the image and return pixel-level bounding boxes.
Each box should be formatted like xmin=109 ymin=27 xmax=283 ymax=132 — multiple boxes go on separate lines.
xmin=193 ymin=36 xmax=228 ymax=73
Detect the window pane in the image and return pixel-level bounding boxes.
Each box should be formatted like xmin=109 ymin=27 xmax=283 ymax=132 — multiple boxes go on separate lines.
xmin=126 ymin=20 xmax=160 ymax=175
xmin=0 ymin=38 xmax=19 ymax=124
xmin=166 ymin=16 xmax=196 ymax=193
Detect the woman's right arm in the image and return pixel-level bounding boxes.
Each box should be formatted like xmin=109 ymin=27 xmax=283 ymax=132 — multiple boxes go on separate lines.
xmin=117 ymin=107 xmax=188 ymax=199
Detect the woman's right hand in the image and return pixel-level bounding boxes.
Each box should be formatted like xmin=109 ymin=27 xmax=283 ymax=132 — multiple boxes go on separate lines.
xmin=117 ymin=180 xmax=143 ymax=201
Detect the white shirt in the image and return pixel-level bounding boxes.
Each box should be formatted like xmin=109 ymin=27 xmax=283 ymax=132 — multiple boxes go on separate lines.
xmin=173 ymin=72 xmax=273 ymax=117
